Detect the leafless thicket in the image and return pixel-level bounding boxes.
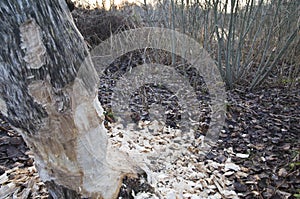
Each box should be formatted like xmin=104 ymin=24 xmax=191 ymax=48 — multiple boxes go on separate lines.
xmin=72 ymin=0 xmax=300 ymax=89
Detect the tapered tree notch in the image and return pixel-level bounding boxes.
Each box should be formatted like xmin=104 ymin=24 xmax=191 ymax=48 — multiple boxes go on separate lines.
xmin=0 ymin=0 xmax=137 ymax=198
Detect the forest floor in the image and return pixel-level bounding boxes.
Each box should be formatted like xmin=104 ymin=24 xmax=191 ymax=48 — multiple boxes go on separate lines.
xmin=0 ymin=7 xmax=299 ymax=199
xmin=0 ymin=86 xmax=299 ymax=199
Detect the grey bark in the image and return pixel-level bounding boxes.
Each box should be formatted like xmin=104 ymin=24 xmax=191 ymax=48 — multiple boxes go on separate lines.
xmin=0 ymin=0 xmax=135 ymax=198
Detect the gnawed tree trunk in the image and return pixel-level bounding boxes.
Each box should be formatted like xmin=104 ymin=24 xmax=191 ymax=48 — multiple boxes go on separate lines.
xmin=0 ymin=0 xmax=136 ymax=198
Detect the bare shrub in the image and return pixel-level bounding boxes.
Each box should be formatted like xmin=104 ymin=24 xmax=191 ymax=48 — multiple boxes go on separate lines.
xmin=137 ymin=0 xmax=300 ymax=89
xmin=72 ymin=8 xmax=138 ymax=48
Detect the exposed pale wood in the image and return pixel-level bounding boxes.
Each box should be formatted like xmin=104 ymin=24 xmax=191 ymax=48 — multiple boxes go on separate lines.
xmin=0 ymin=0 xmax=136 ymax=198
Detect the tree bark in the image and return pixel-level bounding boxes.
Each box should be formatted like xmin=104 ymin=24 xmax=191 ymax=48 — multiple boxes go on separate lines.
xmin=0 ymin=0 xmax=135 ymax=198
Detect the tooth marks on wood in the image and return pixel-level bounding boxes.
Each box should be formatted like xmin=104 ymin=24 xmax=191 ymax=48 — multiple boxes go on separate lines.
xmin=20 ymin=19 xmax=46 ymax=70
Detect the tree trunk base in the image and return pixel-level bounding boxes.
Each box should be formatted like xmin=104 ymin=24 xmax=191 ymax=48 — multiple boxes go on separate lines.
xmin=46 ymin=181 xmax=82 ymax=199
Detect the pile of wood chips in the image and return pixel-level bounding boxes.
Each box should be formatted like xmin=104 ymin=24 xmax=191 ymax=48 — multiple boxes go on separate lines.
xmin=0 ymin=164 xmax=48 ymax=199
